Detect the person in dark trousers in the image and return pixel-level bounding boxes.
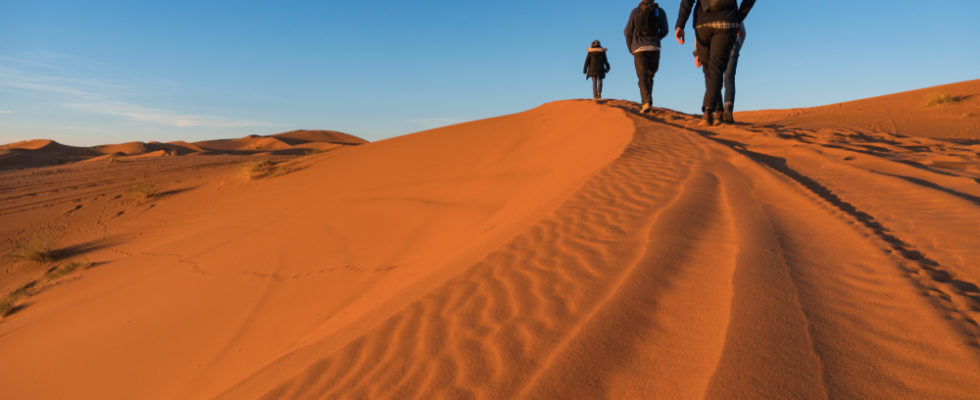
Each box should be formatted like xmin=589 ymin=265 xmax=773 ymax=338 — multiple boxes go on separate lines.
xmin=583 ymin=40 xmax=611 ymax=101
xmin=624 ymin=0 xmax=669 ymax=113
xmin=693 ymin=22 xmax=746 ymax=123
xmin=675 ymin=0 xmax=754 ymax=125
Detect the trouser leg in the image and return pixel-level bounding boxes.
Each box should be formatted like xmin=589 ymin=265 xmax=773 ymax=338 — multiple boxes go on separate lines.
xmin=698 ymin=27 xmax=736 ymax=112
xmin=634 ymin=51 xmax=660 ymax=105
xmin=724 ymin=52 xmax=739 ymax=111
xmin=597 ymin=78 xmax=603 ymax=97
xmin=592 ymin=77 xmax=599 ymax=97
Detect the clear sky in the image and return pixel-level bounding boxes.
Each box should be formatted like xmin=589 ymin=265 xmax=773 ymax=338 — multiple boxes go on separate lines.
xmin=2 ymin=1 xmax=978 ymax=146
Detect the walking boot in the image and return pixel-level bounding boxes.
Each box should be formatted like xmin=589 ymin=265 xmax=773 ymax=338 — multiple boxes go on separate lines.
xmin=698 ymin=111 xmax=713 ymax=126
xmin=713 ymin=111 xmax=724 ymax=126
xmin=723 ymin=111 xmax=735 ymax=123
xmin=640 ymin=103 xmax=651 ymax=113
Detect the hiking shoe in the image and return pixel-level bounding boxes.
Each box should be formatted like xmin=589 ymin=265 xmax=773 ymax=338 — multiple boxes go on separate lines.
xmin=713 ymin=111 xmax=724 ymax=126
xmin=723 ymin=111 xmax=735 ymax=123
xmin=640 ymin=103 xmax=651 ymax=113
xmin=698 ymin=112 xmax=713 ymax=126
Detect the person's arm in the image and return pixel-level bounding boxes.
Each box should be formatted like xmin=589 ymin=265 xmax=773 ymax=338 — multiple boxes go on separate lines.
xmin=658 ymin=7 xmax=670 ymax=41
xmin=738 ymin=0 xmax=756 ymax=22
xmin=603 ymin=53 xmax=610 ymax=73
xmin=624 ymin=9 xmax=636 ymax=54
xmin=584 ymin=53 xmax=591 ymax=75
xmin=675 ymin=0 xmax=695 ymax=44
xmin=676 ymin=0 xmax=695 ymax=31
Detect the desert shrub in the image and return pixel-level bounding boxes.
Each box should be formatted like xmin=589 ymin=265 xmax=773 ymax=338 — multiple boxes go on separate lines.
xmin=924 ymin=92 xmax=959 ymax=108
xmin=5 ymin=229 xmax=58 ymax=263
xmin=125 ymin=183 xmax=159 ymax=203
xmin=0 ymin=281 xmax=38 ymax=317
xmin=45 ymin=259 xmax=93 ymax=281
xmin=241 ymin=158 xmax=276 ymax=180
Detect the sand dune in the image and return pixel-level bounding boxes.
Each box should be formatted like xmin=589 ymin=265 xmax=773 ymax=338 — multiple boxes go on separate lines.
xmin=0 ymin=129 xmax=365 ymax=171
xmin=739 ymin=79 xmax=980 ymax=140
xmin=1 ymin=82 xmax=979 ymax=399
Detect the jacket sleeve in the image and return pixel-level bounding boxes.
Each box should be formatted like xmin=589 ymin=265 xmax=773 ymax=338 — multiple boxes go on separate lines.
xmin=738 ymin=0 xmax=756 ymax=22
xmin=624 ymin=9 xmax=635 ymax=54
xmin=676 ymin=0 xmax=695 ymax=30
xmin=584 ymin=53 xmax=591 ymax=74
xmin=658 ymin=7 xmax=669 ymax=40
xmin=603 ymin=53 xmax=610 ymax=73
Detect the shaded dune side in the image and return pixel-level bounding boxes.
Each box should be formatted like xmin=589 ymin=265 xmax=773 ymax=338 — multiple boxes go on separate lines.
xmin=223 ymin=104 xmax=980 ymax=399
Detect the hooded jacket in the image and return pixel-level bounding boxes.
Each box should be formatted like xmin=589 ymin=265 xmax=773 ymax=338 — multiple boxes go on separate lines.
xmin=583 ymin=47 xmax=611 ymax=78
xmin=675 ymin=0 xmax=755 ymax=30
xmin=624 ymin=0 xmax=669 ymax=54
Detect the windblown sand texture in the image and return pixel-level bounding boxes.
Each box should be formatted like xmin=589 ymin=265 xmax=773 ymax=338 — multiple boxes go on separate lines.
xmin=1 ymin=82 xmax=979 ymax=399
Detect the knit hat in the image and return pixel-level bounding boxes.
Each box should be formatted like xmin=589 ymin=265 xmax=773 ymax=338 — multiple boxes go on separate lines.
xmin=591 ymin=40 xmax=602 ymax=48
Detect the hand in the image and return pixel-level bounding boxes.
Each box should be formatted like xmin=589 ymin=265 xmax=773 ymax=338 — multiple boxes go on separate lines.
xmin=675 ymin=27 xmax=685 ymax=45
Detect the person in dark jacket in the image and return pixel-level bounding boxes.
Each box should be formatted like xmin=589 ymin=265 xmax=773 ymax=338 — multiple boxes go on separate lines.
xmin=624 ymin=0 xmax=669 ymax=113
xmin=694 ymin=22 xmax=746 ymax=123
xmin=675 ymin=0 xmax=755 ymax=125
xmin=584 ymin=40 xmax=611 ymax=101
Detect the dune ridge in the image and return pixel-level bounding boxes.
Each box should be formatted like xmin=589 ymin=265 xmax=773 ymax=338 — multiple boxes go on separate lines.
xmin=215 ymin=100 xmax=980 ymax=399
xmin=1 ymin=81 xmax=979 ymax=399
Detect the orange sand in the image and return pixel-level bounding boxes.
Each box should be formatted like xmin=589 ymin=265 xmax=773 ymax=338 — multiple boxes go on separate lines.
xmin=1 ymin=82 xmax=979 ymax=399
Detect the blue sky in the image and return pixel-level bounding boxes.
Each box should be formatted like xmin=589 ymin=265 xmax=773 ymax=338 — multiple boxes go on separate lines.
xmin=2 ymin=1 xmax=978 ymax=145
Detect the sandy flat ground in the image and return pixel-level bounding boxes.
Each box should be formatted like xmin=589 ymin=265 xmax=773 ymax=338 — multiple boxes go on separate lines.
xmin=1 ymin=83 xmax=979 ymax=399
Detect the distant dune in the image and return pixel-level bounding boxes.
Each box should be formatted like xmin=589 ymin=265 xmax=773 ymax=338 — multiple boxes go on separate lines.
xmin=1 ymin=82 xmax=979 ymax=399
xmin=739 ymin=79 xmax=980 ymax=140
xmin=0 ymin=129 xmax=366 ymax=170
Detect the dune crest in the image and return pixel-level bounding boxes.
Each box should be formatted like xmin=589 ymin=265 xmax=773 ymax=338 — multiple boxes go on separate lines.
xmin=2 ymin=83 xmax=980 ymax=399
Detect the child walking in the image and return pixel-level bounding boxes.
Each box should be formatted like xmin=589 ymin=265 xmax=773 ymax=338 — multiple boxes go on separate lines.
xmin=584 ymin=40 xmax=610 ymax=101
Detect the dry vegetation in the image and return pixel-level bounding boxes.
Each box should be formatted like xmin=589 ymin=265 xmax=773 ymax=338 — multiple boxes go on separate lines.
xmin=125 ymin=183 xmax=159 ymax=203
xmin=4 ymin=229 xmax=58 ymax=263
xmin=924 ymin=92 xmax=960 ymax=108
xmin=241 ymin=158 xmax=278 ymax=180
xmin=0 ymin=259 xmax=93 ymax=318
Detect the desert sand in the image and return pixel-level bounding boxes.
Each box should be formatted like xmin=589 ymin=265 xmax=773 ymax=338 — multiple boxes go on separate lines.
xmin=1 ymin=82 xmax=979 ymax=399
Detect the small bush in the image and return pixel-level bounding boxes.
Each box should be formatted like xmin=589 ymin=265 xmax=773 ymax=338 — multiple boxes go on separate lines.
xmin=125 ymin=183 xmax=159 ymax=203
xmin=0 ymin=297 xmax=16 ymax=316
xmin=924 ymin=92 xmax=960 ymax=108
xmin=0 ymin=281 xmax=37 ymax=317
xmin=45 ymin=259 xmax=93 ymax=281
xmin=242 ymin=158 xmax=276 ymax=180
xmin=5 ymin=229 xmax=58 ymax=263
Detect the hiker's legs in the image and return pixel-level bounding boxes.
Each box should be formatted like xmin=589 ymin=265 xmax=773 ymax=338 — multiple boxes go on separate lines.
xmin=592 ymin=77 xmax=599 ymax=98
xmin=634 ymin=53 xmax=651 ymax=105
xmin=633 ymin=51 xmax=660 ymax=105
xmin=698 ymin=27 xmax=736 ymax=112
xmin=597 ymin=78 xmax=603 ymax=98
xmin=724 ymin=51 xmax=739 ymax=111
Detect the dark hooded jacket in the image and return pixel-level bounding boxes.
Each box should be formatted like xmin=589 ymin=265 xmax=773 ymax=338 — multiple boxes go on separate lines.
xmin=624 ymin=0 xmax=669 ymax=54
xmin=584 ymin=47 xmax=611 ymax=78
xmin=675 ymin=0 xmax=755 ymax=30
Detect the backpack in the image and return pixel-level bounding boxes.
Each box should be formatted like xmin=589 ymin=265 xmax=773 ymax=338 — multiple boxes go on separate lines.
xmin=634 ymin=2 xmax=661 ymax=38
xmin=700 ymin=0 xmax=736 ymax=13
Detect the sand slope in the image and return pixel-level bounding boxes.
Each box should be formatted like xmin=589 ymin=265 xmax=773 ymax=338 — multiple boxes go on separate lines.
xmin=1 ymin=86 xmax=980 ymax=399
xmin=739 ymin=79 xmax=980 ymax=140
